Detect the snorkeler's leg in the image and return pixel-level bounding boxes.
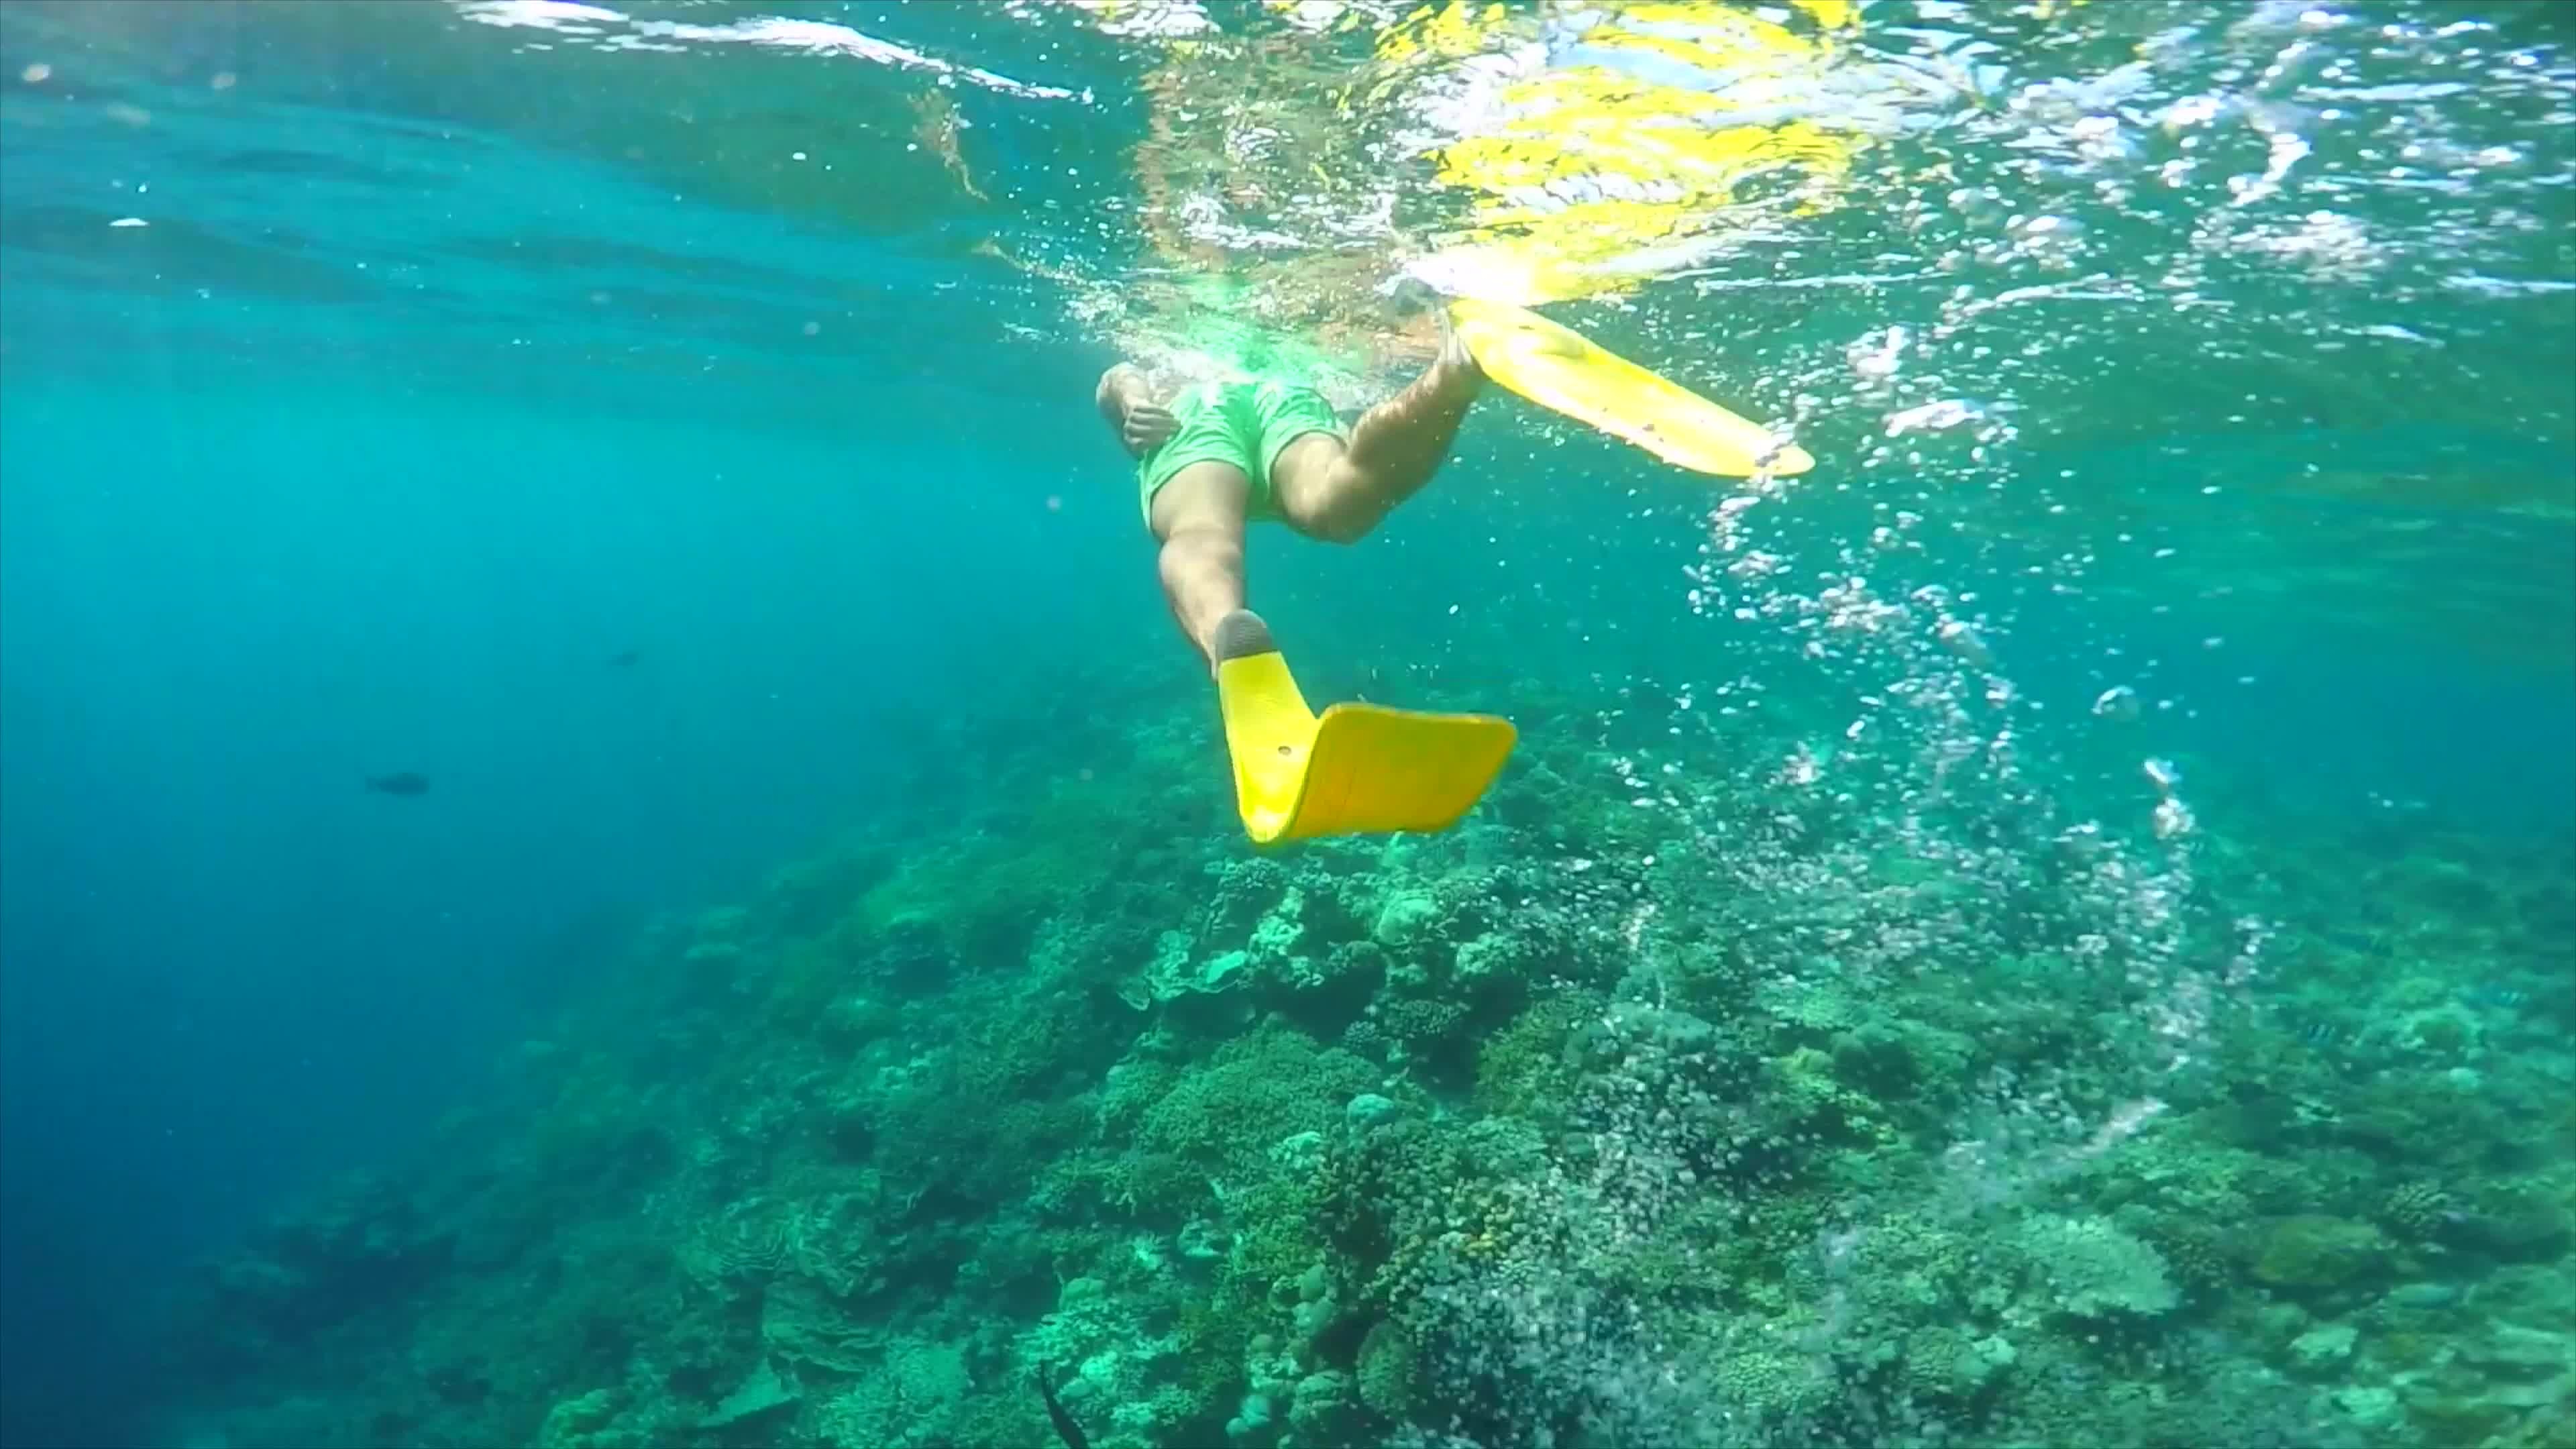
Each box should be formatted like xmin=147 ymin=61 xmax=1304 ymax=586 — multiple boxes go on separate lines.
xmin=1271 ymin=331 xmax=1483 ymax=544
xmin=1150 ymin=463 xmax=1254 ymax=669
xmin=1132 ymin=371 xmax=1517 ymax=845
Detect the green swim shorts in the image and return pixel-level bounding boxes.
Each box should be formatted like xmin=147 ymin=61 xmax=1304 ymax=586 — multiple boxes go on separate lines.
xmin=1135 ymin=378 xmax=1347 ymax=529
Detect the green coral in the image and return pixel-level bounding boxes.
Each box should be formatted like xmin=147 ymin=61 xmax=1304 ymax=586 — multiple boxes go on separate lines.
xmin=1714 ymin=1348 xmax=1835 ymax=1422
xmin=1452 ymin=930 xmax=1534 ymax=981
xmin=1124 ymin=930 xmax=1205 ymax=1008
xmin=808 ymin=1338 xmax=991 ymax=1448
xmin=1757 ymin=975 xmax=1862 ymax=1037
xmin=1844 ymin=1212 xmax=1976 ymax=1320
xmin=1472 ymin=990 xmax=1596 ymax=1124
xmin=2249 ymin=1214 xmax=2396 ymax=1299
xmin=1139 ymin=1027 xmax=1377 ymax=1183
xmin=1762 ymin=1044 xmax=1891 ymax=1145
xmin=1284 ymin=1369 xmax=1364 ymax=1447
xmin=2381 ymin=1181 xmax=2454 ymax=1242
xmin=2015 ymin=1214 xmax=2178 ymax=1319
xmin=1210 ymin=857 xmax=1291 ymax=930
xmin=1903 ymin=1326 xmax=2015 ymax=1405
xmin=2135 ymin=1215 xmax=2233 ymax=1295
xmin=1354 ymin=1321 xmax=1422 ymax=1418
xmin=535 ymin=1389 xmax=639 ymax=1449
xmin=1377 ymin=996 xmax=1467 ymax=1051
xmin=1369 ymin=890 xmax=1438 ymax=950
xmin=1098 ymin=1059 xmax=1184 ymax=1141
xmin=1247 ymin=885 xmax=1308 ymax=965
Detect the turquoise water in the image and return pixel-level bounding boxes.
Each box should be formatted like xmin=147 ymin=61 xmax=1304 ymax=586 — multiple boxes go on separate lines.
xmin=1 ymin=2 xmax=2570 ymax=1446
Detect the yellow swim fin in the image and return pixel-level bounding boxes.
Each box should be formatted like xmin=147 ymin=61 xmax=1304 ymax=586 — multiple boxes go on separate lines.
xmin=1449 ymin=297 xmax=1815 ymax=479
xmin=1210 ymin=610 xmax=1515 ymax=845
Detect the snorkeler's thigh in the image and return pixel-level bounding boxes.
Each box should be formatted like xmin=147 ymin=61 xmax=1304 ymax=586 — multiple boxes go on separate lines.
xmin=1263 ymin=431 xmax=1353 ymax=519
xmin=1149 ymin=460 xmax=1254 ymax=542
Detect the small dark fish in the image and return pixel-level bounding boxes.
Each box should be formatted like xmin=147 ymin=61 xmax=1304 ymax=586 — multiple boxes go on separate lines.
xmin=606 ymin=649 xmax=641 ymax=667
xmin=365 ymin=771 xmax=430 ymax=797
xmin=1036 ymin=1362 xmax=1089 ymax=1449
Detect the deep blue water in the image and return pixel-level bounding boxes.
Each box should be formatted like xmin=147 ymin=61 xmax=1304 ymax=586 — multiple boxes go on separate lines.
xmin=3 ymin=2 xmax=2571 ymax=1446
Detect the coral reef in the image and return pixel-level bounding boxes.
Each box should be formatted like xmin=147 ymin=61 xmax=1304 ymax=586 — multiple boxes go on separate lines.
xmin=150 ymin=649 xmax=2576 ymax=1449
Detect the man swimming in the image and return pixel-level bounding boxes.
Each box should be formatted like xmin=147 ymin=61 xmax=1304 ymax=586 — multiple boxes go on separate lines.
xmin=1093 ymin=325 xmax=1484 ymax=673
xmin=1088 ymin=322 xmax=1522 ymax=847
xmin=1091 ymin=297 xmax=1807 ymax=845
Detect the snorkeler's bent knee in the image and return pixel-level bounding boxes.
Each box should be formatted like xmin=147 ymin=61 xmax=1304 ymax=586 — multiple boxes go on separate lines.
xmin=1277 ymin=345 xmax=1483 ymax=543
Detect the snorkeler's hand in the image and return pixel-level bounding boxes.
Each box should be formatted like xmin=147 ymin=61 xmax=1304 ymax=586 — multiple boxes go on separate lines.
xmin=1122 ymin=400 xmax=1179 ymax=455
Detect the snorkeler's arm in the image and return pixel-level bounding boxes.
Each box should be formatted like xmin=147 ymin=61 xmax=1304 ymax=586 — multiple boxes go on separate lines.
xmin=1097 ymin=365 xmax=1179 ymax=458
